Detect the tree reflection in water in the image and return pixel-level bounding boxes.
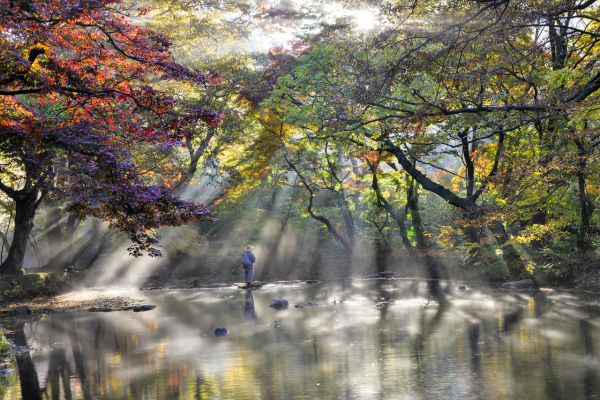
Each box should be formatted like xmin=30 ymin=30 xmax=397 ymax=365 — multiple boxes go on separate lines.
xmin=0 ymin=282 xmax=598 ymax=399
xmin=244 ymin=292 xmax=257 ymax=322
xmin=4 ymin=319 xmax=42 ymax=400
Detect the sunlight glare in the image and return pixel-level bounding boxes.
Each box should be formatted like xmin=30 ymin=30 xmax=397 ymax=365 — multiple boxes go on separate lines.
xmin=354 ymin=9 xmax=378 ymax=31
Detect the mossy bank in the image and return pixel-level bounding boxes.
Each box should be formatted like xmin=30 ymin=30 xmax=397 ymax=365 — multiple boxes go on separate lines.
xmin=0 ymin=273 xmax=70 ymax=305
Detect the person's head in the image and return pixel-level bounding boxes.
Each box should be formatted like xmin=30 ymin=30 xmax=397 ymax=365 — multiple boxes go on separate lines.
xmin=244 ymin=245 xmax=254 ymax=252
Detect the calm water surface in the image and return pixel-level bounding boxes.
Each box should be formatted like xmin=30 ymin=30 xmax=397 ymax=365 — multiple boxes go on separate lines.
xmin=0 ymin=280 xmax=599 ymax=399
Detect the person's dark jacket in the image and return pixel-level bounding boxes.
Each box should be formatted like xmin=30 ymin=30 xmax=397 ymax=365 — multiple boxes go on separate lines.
xmin=241 ymin=251 xmax=256 ymax=268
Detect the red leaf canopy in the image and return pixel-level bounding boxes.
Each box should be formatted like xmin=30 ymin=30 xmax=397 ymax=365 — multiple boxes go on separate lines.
xmin=0 ymin=0 xmax=223 ymax=256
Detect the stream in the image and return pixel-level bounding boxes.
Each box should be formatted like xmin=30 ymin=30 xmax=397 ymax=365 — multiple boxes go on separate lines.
xmin=0 ymin=280 xmax=599 ymax=399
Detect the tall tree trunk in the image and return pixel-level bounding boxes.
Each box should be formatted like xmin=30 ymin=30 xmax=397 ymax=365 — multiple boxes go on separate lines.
xmin=44 ymin=204 xmax=63 ymax=266
xmin=71 ymin=218 xmax=107 ymax=267
xmin=326 ymin=144 xmax=356 ymax=246
xmin=0 ymin=231 xmax=10 ymax=253
xmin=266 ymin=186 xmax=278 ymax=211
xmin=406 ymin=176 xmax=427 ymax=249
xmin=382 ymin=133 xmax=527 ymax=278
xmin=529 ymin=209 xmax=548 ymax=225
xmin=574 ymin=139 xmax=595 ymax=252
xmin=370 ymin=165 xmax=419 ymax=261
xmin=29 ymin=235 xmax=42 ymax=268
xmin=62 ymin=213 xmax=77 ymax=267
xmin=83 ymin=231 xmax=111 ymax=270
xmin=576 ymin=170 xmax=595 ymax=252
xmin=463 ymin=208 xmax=482 ymax=262
xmin=171 ymin=132 xmax=215 ymax=197
xmin=337 ymin=191 xmax=356 ymax=246
xmin=463 ymin=224 xmax=481 ymax=250
xmin=282 ymin=153 xmax=353 ymax=254
xmin=460 ymin=129 xmax=482 ymax=257
xmin=488 ymin=220 xmax=526 ymax=280
xmin=0 ymin=188 xmax=43 ymax=274
xmin=366 ymin=214 xmax=392 ymax=252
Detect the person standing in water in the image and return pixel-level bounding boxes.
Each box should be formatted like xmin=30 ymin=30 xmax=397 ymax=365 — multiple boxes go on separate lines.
xmin=241 ymin=245 xmax=256 ymax=286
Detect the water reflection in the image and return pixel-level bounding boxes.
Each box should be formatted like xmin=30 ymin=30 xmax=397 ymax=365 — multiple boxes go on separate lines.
xmin=0 ymin=282 xmax=599 ymax=399
xmin=4 ymin=319 xmax=41 ymax=400
xmin=243 ymin=292 xmax=257 ymax=322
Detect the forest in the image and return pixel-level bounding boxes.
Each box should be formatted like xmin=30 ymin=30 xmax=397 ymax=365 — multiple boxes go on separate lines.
xmin=2 ymin=0 xmax=600 ymax=290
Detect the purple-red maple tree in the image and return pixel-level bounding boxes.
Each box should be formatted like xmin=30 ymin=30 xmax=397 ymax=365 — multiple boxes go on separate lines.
xmin=0 ymin=0 xmax=224 ymax=274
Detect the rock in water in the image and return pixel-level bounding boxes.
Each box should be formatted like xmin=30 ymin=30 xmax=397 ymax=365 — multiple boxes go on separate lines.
xmin=132 ymin=305 xmax=156 ymax=312
xmin=270 ymin=300 xmax=289 ymax=310
xmin=13 ymin=306 xmax=30 ymax=315
xmin=457 ymin=285 xmax=466 ymax=291
xmin=501 ymin=279 xmax=535 ymax=290
xmin=214 ymin=327 xmax=228 ymax=336
xmin=362 ymin=271 xmax=395 ymax=279
xmin=238 ymin=282 xmax=263 ymax=290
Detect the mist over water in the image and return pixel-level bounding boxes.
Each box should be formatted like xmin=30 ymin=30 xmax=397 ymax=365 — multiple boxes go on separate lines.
xmin=1 ymin=281 xmax=599 ymax=399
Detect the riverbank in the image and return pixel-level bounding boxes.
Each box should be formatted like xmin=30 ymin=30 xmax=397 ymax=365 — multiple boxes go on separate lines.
xmin=0 ymin=273 xmax=69 ymax=305
xmin=0 ymin=273 xmax=149 ymax=313
xmin=0 ymin=290 xmax=149 ymax=314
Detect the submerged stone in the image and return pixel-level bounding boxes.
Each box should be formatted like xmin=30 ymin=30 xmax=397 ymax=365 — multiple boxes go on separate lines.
xmin=270 ymin=300 xmax=289 ymax=310
xmin=238 ymin=282 xmax=263 ymax=290
xmin=362 ymin=272 xmax=395 ymax=279
xmin=13 ymin=306 xmax=31 ymax=315
xmin=373 ymin=297 xmax=391 ymax=302
xmin=214 ymin=327 xmax=228 ymax=336
xmin=132 ymin=305 xmax=156 ymax=312
xmin=501 ymin=279 xmax=535 ymax=290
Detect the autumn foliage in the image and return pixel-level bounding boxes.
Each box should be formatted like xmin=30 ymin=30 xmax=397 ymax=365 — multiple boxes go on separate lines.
xmin=0 ymin=0 xmax=224 ymax=272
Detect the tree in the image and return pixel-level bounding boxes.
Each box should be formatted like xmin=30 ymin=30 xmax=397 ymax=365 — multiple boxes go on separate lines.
xmin=0 ymin=0 xmax=224 ymax=274
xmin=265 ymin=0 xmax=600 ymax=279
xmin=280 ymin=139 xmax=356 ymax=254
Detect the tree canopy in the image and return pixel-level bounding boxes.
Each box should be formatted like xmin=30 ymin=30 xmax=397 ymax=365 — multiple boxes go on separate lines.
xmin=0 ymin=0 xmax=224 ymax=273
xmin=2 ymin=0 xmax=600 ymax=285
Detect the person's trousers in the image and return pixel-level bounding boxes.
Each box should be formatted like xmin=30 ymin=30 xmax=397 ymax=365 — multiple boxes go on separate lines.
xmin=244 ymin=266 xmax=254 ymax=283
